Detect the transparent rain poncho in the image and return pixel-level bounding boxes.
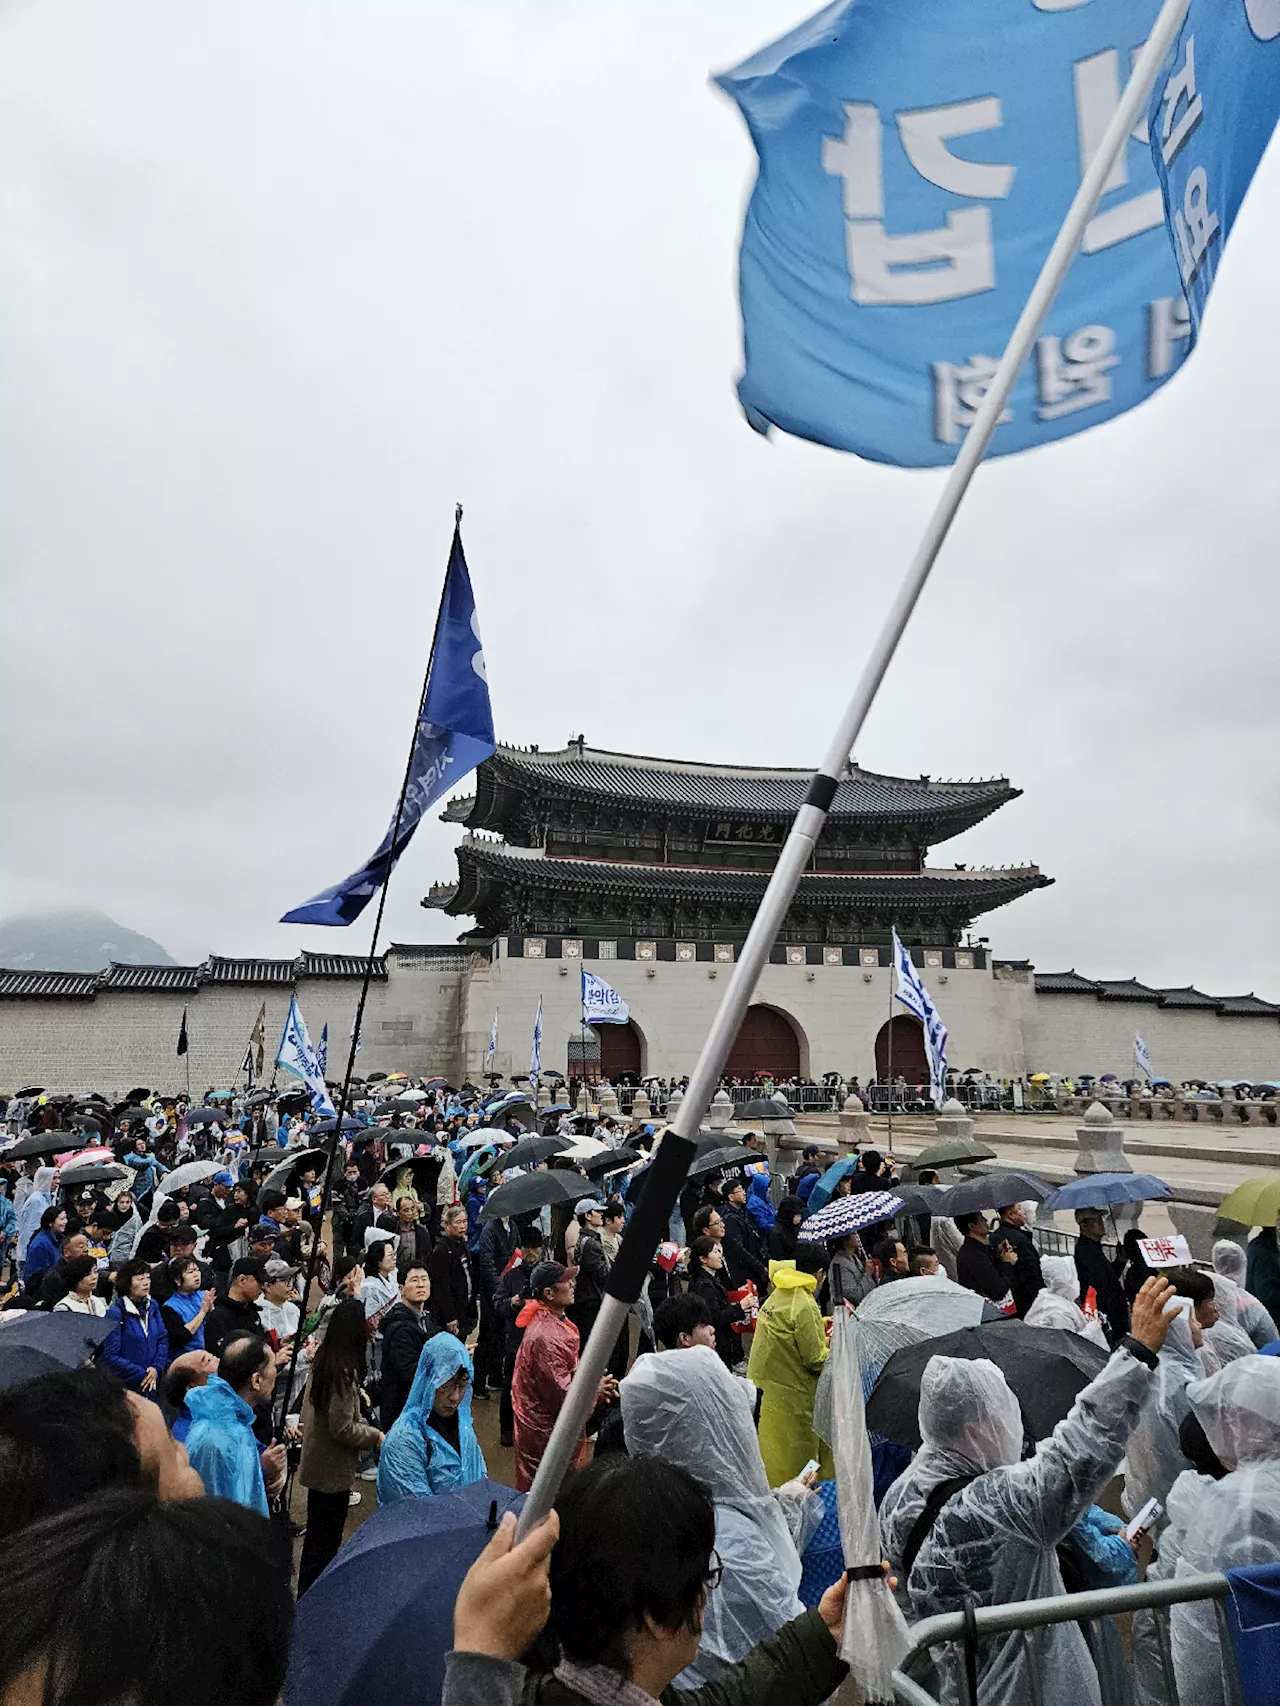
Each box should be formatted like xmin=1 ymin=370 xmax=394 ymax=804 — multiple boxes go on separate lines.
xmin=1120 ymin=1302 xmax=1202 ymax=1524
xmin=619 ymin=1346 xmax=809 ymax=1687
xmin=1205 ymin=1275 xmax=1266 ymax=1366
xmin=831 ymin=1273 xmax=987 ymax=1406
xmin=880 ymin=1346 xmax=1154 ymax=1706
xmin=1024 ymin=1256 xmax=1109 ymax=1349
xmin=1212 ymin=1242 xmax=1278 ymax=1349
xmin=1169 ymin=1360 xmax=1280 ymax=1706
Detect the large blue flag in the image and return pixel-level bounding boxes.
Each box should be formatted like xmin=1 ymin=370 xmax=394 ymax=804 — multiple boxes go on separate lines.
xmin=716 ymin=0 xmax=1191 ymax=467
xmin=283 ymin=523 xmax=496 ymax=926
xmin=892 ymin=932 xmax=948 ymax=1108
xmin=275 ymin=996 xmax=336 ymax=1118
xmin=1149 ymin=1 xmax=1280 ymax=338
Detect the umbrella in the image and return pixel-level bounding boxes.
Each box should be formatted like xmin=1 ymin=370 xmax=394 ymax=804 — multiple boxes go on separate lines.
xmin=0 ymin=1310 xmax=114 ymax=1390
xmin=184 ymin=1107 xmax=227 ymax=1128
xmin=263 ymin=1146 xmax=329 ymax=1195
xmin=374 ymin=1099 xmax=420 ymax=1116
xmin=162 ymin=1159 xmax=225 ymax=1194
xmin=889 ymin=1184 xmax=946 ymax=1219
xmin=807 ymin=1155 xmax=861 ymax=1216
xmin=797 ymin=1192 xmax=905 ymax=1242
xmin=931 ymin=1171 xmax=1050 ymax=1216
xmin=738 ymin=1096 xmax=796 ymax=1119
xmin=58 ymin=1162 xmax=130 ymax=1188
xmin=1041 ymin=1173 xmax=1172 ymax=1212
xmin=250 ymin=1145 xmax=290 ymax=1165
xmin=424 ymin=1077 xmax=452 ymax=1089
xmin=457 ymin=1129 xmax=505 ymax=1150
xmin=1028 ymin=1074 xmax=1052 ymax=1084
xmin=554 ymin=1136 xmax=610 ymax=1160
xmin=1216 ymin=1177 xmax=1280 ymax=1228
xmin=582 ymin=1145 xmax=644 ymax=1179
xmin=686 ymin=1143 xmax=757 ymax=1180
xmin=541 ymin=1068 xmax=565 ymax=1081
xmin=14 ymin=1086 xmax=45 ymax=1098
xmin=245 ymin=1089 xmax=273 ymax=1106
xmin=283 ymin=1479 xmax=523 ymax=1706
xmin=309 ymin=1114 xmax=367 ymax=1135
xmin=543 ymin=1102 xmax=573 ymax=1115
xmin=480 ymin=1171 xmax=586 ymax=1222
xmin=364 ymin=1071 xmax=387 ymax=1083
xmin=866 ymin=1319 xmax=1109 ymax=1450
xmin=912 ymin=1137 xmax=997 ymax=1169
xmin=376 ymin=1155 xmax=445 ymax=1199
xmin=2 ymin=1131 xmax=91 ymax=1161
xmin=840 ymin=1275 xmax=989 ymax=1391
xmin=479 ymin=1136 xmax=567 ymax=1174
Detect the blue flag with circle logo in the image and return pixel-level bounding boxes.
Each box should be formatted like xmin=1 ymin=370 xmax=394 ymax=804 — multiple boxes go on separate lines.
xmin=1148 ymin=0 xmax=1280 ymax=339
xmin=282 ymin=523 xmax=496 ymax=926
xmin=716 ymin=0 xmax=1191 ymax=467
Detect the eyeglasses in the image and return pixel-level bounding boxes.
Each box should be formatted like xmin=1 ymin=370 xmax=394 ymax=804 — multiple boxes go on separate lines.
xmin=704 ymin=1549 xmax=724 ymax=1591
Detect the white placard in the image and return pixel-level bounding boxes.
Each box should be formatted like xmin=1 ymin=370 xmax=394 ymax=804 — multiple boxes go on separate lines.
xmin=1138 ymin=1234 xmax=1193 ymax=1269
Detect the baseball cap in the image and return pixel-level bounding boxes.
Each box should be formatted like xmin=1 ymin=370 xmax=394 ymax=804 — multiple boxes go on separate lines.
xmin=249 ymin=1220 xmax=279 ymax=1243
xmin=574 ymin=1198 xmax=601 ymax=1217
xmin=284 ymin=1196 xmax=304 ymax=1211
xmin=212 ymin=1170 xmax=235 ymax=1187
xmin=264 ymin=1257 xmax=301 ymax=1282
xmin=231 ymin=1257 xmax=268 ymax=1283
xmin=529 ymin=1260 xmax=576 ymax=1296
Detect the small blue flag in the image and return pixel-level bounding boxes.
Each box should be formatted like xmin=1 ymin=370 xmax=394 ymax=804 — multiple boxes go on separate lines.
xmin=529 ymin=996 xmax=543 ymax=1089
xmin=716 ymin=0 xmax=1190 ymax=466
xmin=581 ymin=968 xmax=629 ymax=1026
xmin=275 ymin=997 xmax=336 ymax=1119
xmin=282 ymin=523 xmax=496 ymax=926
xmin=1149 ymin=2 xmax=1280 ymax=339
xmin=892 ymin=932 xmax=949 ymax=1108
xmin=485 ymin=1010 xmax=499 ymax=1070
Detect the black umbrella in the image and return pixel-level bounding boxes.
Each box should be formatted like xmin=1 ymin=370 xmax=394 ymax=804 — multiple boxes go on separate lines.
xmin=14 ymin=1086 xmax=45 ymax=1098
xmin=480 ymin=1171 xmax=587 ymax=1222
xmin=374 ymin=1099 xmax=419 ymax=1116
xmin=0 ymin=1310 xmax=114 ymax=1391
xmin=309 ymin=1115 xmax=368 ymax=1135
xmin=739 ymin=1096 xmax=796 ymax=1119
xmin=931 ymin=1171 xmax=1051 ymax=1216
xmin=890 ymin=1184 xmax=946 ymax=1218
xmin=125 ymin=1087 xmax=152 ymax=1103
xmin=58 ymin=1162 xmax=130 ymax=1187
xmin=582 ymin=1146 xmax=643 ymax=1178
xmin=184 ymin=1107 xmax=228 ymax=1128
xmin=251 ymin=1145 xmax=290 ymax=1166
xmin=2 ymin=1131 xmax=91 ymax=1161
xmin=866 ymin=1320 xmax=1108 ymax=1450
xmin=687 ymin=1143 xmax=757 ymax=1180
xmin=480 ymin=1136 xmax=567 ymax=1174
xmin=364 ymin=1071 xmax=388 ymax=1084
xmin=376 ymin=1155 xmax=445 ymax=1199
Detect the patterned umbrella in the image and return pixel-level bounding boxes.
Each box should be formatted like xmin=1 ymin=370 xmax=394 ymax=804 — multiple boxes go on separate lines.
xmin=797 ymin=1191 xmax=905 ymax=1241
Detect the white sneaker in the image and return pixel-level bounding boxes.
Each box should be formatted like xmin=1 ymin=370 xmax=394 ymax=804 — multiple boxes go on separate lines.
xmin=348 ymin=1489 xmax=362 ymax=1506
xmin=359 ymin=1465 xmax=379 ymax=1480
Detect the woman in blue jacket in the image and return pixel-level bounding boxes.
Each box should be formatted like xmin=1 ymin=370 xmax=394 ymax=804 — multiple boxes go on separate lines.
xmin=376 ymin=1332 xmax=486 ymax=1505
xmin=101 ymin=1257 xmax=170 ymax=1394
xmin=23 ymin=1205 xmax=67 ymax=1293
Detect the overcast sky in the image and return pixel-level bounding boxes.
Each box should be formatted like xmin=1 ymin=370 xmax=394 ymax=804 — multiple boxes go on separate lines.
xmin=2 ymin=1 xmax=1278 ymax=998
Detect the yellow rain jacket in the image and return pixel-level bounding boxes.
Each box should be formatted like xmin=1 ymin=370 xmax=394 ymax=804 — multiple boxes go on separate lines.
xmin=746 ymin=1260 xmax=834 ymax=1487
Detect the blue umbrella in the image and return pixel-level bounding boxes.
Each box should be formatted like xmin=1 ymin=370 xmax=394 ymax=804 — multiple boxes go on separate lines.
xmin=805 ymin=1155 xmax=861 ymax=1215
xmin=308 ymin=1114 xmax=368 ymax=1135
xmin=284 ymin=1479 xmax=523 ymax=1706
xmin=797 ymin=1191 xmax=905 ymax=1242
xmin=1041 ymin=1173 xmax=1172 ymax=1212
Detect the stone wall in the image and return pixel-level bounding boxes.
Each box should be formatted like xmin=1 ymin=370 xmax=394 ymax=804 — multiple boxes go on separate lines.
xmin=1023 ymin=992 xmax=1280 ymax=1083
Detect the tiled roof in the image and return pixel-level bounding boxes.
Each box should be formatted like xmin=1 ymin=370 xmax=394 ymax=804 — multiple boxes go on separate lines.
xmin=1033 ymin=970 xmax=1101 ymax=994
xmin=296 ymin=952 xmax=388 ymax=981
xmin=1094 ymin=978 xmax=1162 ymax=1003
xmin=1215 ymin=993 xmax=1280 ymax=1016
xmin=463 ymin=744 xmax=1018 ymax=832
xmin=202 ymin=957 xmax=296 ymax=984
xmin=993 ymin=959 xmax=1034 ymax=972
xmin=97 ymin=964 xmax=202 ymax=992
xmin=429 ymin=840 xmax=1050 ymax=913
xmin=1155 ymin=985 xmax=1218 ymax=1009
xmin=0 ymin=969 xmax=100 ymax=998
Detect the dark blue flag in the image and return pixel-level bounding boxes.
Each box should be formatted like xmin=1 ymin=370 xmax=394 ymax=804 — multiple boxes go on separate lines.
xmin=282 ymin=524 xmax=496 ymax=926
xmin=1149 ymin=0 xmax=1280 ymax=339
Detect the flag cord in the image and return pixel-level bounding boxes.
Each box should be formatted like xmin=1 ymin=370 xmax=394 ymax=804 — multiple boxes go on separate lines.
xmin=515 ymin=0 xmax=1191 ymax=1538
xmin=274 ymin=509 xmax=460 ymax=1441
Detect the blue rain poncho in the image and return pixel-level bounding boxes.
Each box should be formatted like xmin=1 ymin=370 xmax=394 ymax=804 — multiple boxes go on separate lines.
xmin=376 ymin=1333 xmax=486 ymax=1506
xmin=620 ymin=1345 xmax=812 ymax=1688
xmin=880 ymin=1346 xmax=1154 ymax=1706
xmin=15 ymin=1167 xmax=56 ymax=1266
xmin=184 ymin=1375 xmax=268 ymax=1515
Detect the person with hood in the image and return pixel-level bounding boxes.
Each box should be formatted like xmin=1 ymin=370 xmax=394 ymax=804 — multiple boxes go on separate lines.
xmin=880 ymin=1276 xmax=1176 ymax=1706
xmin=22 ymin=1206 xmax=65 ymax=1293
xmin=298 ymin=1298 xmax=384 ymax=1593
xmin=1213 ymin=1238 xmax=1279 ymax=1347
xmin=101 ymin=1257 xmax=170 ymax=1394
xmin=619 ymin=1344 xmax=816 ymax=1687
xmin=745 ymin=1172 xmax=776 ymax=1240
xmin=510 ymin=1260 xmax=616 ymax=1493
xmin=792 ymin=1146 xmax=825 ymax=1204
xmin=1166 ymin=1359 xmax=1280 ymax=1706
xmin=15 ymin=1167 xmax=58 ymax=1273
xmin=377 ymin=1333 xmax=486 ymax=1505
xmin=768 ymin=1196 xmax=806 ymax=1263
xmin=1246 ymin=1217 xmax=1280 ymax=1321
xmin=1120 ymin=1297 xmax=1207 ymax=1529
xmin=1024 ymin=1255 xmax=1109 ymax=1348
xmin=186 ymin=1334 xmax=286 ymax=1517
xmin=107 ymin=1190 xmax=142 ymax=1266
xmin=746 ymin=1250 xmax=834 ymax=1487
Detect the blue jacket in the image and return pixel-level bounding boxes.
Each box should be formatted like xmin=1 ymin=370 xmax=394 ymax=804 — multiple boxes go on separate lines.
xmin=101 ymin=1295 xmax=170 ymax=1390
xmin=184 ymin=1375 xmax=268 ymax=1515
xmin=22 ymin=1228 xmax=61 ymax=1290
xmin=377 ymin=1333 xmax=486 ymax=1506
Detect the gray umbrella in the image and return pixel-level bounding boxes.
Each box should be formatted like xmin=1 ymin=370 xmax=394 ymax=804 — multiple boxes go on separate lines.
xmin=931 ymin=1171 xmax=1050 ymax=1215
xmin=739 ymin=1096 xmax=796 ymax=1119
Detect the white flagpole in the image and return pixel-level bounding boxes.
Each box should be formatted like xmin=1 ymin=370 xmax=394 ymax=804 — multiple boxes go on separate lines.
xmin=516 ymin=0 xmax=1192 ymax=1537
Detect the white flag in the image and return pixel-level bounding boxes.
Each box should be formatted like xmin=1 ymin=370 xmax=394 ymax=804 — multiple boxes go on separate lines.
xmin=529 ymin=996 xmax=543 ymax=1088
xmin=275 ymin=996 xmax=336 ymax=1118
xmin=892 ymin=932 xmax=948 ymax=1109
xmin=485 ymin=1010 xmax=499 ymax=1070
xmin=1134 ymin=1034 xmax=1153 ymax=1082
xmin=581 ymin=968 xmax=629 ymax=1025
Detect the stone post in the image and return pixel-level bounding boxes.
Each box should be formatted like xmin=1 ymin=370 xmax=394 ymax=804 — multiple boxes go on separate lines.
xmin=666 ymin=1088 xmax=684 ymax=1126
xmin=1073 ymin=1101 xmax=1132 ymax=1177
xmin=761 ymin=1093 xmax=797 ymax=1171
xmin=630 ymin=1089 xmax=652 ymax=1129
xmin=536 ymin=1082 xmax=551 ymax=1111
xmin=576 ymin=1085 xmax=590 ymax=1115
xmin=933 ymin=1097 xmax=976 ymax=1145
xmin=838 ymin=1094 xmax=872 ymax=1151
xmin=598 ymin=1087 xmax=620 ymax=1119
xmin=708 ymin=1089 xmax=735 ymax=1133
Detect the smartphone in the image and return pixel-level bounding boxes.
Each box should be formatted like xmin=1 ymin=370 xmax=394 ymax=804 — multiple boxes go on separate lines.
xmin=799 ymin=1458 xmax=821 ymax=1482
xmin=1123 ymin=1497 xmax=1162 ymax=1543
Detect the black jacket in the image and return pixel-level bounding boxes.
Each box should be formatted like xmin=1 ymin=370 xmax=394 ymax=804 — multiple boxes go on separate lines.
xmin=200 ymin=1202 xmax=253 ymax=1276
xmin=1075 ymin=1236 xmax=1130 ymax=1340
xmin=573 ymin=1230 xmax=608 ymax=1309
xmin=427 ymin=1235 xmax=475 ymax=1333
xmin=956 ymin=1236 xmax=1013 ymax=1304
xmin=352 ymin=1202 xmax=397 ymax=1253
xmin=378 ymin=1302 xmax=439 ymax=1431
xmin=721 ymin=1202 xmax=769 ymax=1291
xmin=391 ymin=1224 xmax=434 ymax=1276
xmin=477 ymin=1218 xmax=519 ymax=1314
xmin=687 ymin=1267 xmax=744 ymax=1367
xmin=134 ymin=1224 xmax=173 ymax=1266
xmin=495 ymin=1257 xmax=541 ymax=1354
xmin=206 ymin=1293 xmax=262 ymax=1359
xmin=992 ymin=1219 xmax=1043 ymax=1317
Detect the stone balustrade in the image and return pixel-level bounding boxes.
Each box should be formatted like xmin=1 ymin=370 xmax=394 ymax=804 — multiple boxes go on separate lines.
xmin=1047 ymin=1090 xmax=1279 ymax=1126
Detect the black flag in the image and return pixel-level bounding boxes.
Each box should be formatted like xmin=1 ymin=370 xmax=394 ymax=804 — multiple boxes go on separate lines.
xmin=177 ymin=1007 xmax=189 ymax=1056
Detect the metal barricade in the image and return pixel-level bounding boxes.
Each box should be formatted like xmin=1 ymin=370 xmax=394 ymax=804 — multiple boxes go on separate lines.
xmin=891 ymin=1571 xmax=1240 ymax=1706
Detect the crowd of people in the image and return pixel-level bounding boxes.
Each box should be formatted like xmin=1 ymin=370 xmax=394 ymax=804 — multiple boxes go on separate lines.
xmin=1 ymin=1073 xmax=1278 ymax=1706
